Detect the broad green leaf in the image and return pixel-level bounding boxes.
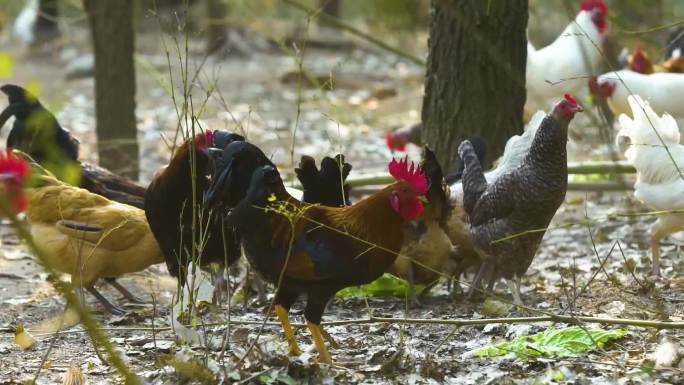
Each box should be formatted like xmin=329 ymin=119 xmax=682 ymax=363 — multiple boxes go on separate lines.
xmin=474 ymin=326 xmax=627 ymax=359
xmin=336 ymin=273 xmax=426 ymax=298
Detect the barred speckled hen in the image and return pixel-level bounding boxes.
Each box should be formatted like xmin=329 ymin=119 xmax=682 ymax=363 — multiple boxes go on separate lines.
xmin=458 ymin=94 xmax=579 ymax=306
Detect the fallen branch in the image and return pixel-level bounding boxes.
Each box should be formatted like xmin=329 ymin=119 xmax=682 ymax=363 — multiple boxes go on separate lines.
xmin=289 ymin=161 xmax=635 ymax=191
xmin=19 ymin=314 xmax=684 ymax=340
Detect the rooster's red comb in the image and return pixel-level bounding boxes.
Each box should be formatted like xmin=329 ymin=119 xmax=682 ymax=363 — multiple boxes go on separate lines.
xmin=580 ymin=0 xmax=607 ymax=14
xmin=388 ymin=157 xmax=427 ymax=195
xmin=0 ymin=150 xmax=29 ymax=179
xmin=192 ymin=130 xmax=214 ymax=149
xmin=564 ymin=93 xmax=578 ymax=107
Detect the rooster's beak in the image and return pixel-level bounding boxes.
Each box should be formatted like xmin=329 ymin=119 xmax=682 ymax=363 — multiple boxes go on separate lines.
xmin=207 ymin=147 xmax=223 ymax=160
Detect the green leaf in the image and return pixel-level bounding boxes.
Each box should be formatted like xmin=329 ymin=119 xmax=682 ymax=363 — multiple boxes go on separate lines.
xmin=473 ymin=326 xmax=627 ymax=359
xmin=336 ymin=273 xmax=425 ymax=298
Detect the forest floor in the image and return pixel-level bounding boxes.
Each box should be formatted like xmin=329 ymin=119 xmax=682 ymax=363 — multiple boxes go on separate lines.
xmin=0 ymin=20 xmax=683 ymax=385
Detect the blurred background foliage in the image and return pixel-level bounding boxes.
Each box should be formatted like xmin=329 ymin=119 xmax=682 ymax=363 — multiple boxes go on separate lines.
xmin=2 ymin=0 xmax=682 ymax=58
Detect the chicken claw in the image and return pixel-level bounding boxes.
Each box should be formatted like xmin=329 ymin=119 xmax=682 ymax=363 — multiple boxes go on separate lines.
xmin=104 ymin=278 xmax=145 ymax=304
xmin=84 ymin=287 xmax=127 ymax=315
xmin=275 ymin=305 xmax=302 ymax=356
xmin=307 ymin=321 xmax=332 ymax=365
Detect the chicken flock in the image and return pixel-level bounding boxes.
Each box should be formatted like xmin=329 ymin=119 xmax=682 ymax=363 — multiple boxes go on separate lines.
xmin=1 ymin=0 xmax=684 ymax=366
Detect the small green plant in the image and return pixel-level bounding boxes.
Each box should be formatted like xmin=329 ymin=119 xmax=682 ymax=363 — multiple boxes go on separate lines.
xmin=473 ymin=326 xmax=627 ymax=359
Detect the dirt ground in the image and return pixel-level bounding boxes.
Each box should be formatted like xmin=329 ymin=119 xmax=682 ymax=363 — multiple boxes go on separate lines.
xmin=0 ymin=18 xmax=683 ymax=385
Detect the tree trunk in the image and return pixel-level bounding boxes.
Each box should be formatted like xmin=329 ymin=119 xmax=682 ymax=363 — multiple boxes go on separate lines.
xmin=206 ymin=0 xmax=228 ymax=54
xmin=84 ymin=0 xmax=139 ymax=180
xmin=421 ymin=0 xmax=528 ymax=173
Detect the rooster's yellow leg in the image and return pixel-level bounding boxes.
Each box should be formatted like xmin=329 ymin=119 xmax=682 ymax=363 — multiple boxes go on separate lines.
xmin=275 ymin=304 xmax=302 ymax=356
xmin=307 ymin=321 xmax=332 ymax=364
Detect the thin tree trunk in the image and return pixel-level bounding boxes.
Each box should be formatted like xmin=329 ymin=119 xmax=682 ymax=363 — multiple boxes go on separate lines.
xmin=206 ymin=0 xmax=228 ymax=54
xmin=84 ymin=0 xmax=139 ymax=180
xmin=421 ymin=0 xmax=528 ymax=172
xmin=319 ymin=0 xmax=341 ymax=18
xmin=33 ymin=0 xmax=60 ymax=45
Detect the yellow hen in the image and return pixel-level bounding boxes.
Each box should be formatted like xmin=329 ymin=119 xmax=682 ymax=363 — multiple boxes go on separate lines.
xmin=25 ymin=173 xmax=164 ymax=314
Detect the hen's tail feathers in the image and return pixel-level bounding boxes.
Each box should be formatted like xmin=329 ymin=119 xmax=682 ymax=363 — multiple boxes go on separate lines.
xmin=446 ymin=136 xmax=487 ymax=184
xmin=617 ymin=95 xmax=680 ymax=160
xmin=319 ymin=154 xmax=352 ymax=206
xmin=449 ymin=111 xmax=544 ymax=201
xmin=296 ymin=154 xmax=352 ymax=207
xmin=421 ymin=147 xmax=450 ymax=225
xmin=458 ymin=141 xmax=488 ymax=218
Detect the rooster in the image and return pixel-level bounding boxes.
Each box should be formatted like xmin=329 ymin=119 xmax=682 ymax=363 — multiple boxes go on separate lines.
xmin=627 ymin=47 xmax=684 ymax=74
xmin=9 ymin=151 xmax=165 ymax=314
xmin=145 ymin=130 xmax=243 ymax=303
xmin=458 ymin=95 xmax=579 ymax=306
xmin=616 ymin=95 xmax=684 ymax=278
xmin=526 ymin=0 xmax=608 ymax=112
xmin=0 ymin=84 xmax=147 ymax=208
xmin=0 ymin=149 xmax=30 ymax=216
xmin=385 ymin=123 xmax=422 ymax=152
xmin=387 ymin=147 xmax=453 ymax=305
xmin=204 ymin=140 xmax=428 ymax=364
xmin=666 ymin=27 xmax=684 ymax=60
xmin=294 ymin=154 xmax=351 ymax=207
xmin=590 ymin=70 xmax=684 ymax=134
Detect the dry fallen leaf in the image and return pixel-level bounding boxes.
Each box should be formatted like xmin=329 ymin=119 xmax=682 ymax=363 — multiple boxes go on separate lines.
xmin=63 ymin=366 xmax=86 ymax=385
xmin=14 ymin=323 xmax=37 ymax=350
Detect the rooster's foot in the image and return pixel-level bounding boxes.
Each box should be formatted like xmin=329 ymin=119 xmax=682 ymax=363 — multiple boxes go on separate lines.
xmin=104 ymin=278 xmax=145 ymax=304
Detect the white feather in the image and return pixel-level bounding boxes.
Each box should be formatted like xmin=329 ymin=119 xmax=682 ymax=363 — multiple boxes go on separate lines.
xmin=601 ymin=70 xmax=684 ymax=137
xmin=12 ymin=0 xmax=38 ymax=45
xmin=618 ymin=95 xmax=684 ymax=211
xmin=285 ymin=186 xmax=303 ymax=201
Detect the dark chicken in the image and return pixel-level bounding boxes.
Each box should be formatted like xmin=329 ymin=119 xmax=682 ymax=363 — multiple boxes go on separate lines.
xmin=145 ymin=130 xmax=243 ymax=303
xmin=0 ymin=84 xmax=146 ymax=208
xmin=458 ymin=94 xmax=579 ymax=306
xmin=295 ymin=154 xmax=351 ymax=207
xmin=204 ymin=141 xmax=428 ymax=364
xmin=0 ymin=84 xmax=79 ymax=166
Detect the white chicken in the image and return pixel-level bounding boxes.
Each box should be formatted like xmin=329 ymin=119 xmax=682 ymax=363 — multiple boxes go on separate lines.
xmin=591 ymin=70 xmax=684 ymax=134
xmin=616 ymin=95 xmax=684 ymax=277
xmin=526 ymin=0 xmax=608 ymax=112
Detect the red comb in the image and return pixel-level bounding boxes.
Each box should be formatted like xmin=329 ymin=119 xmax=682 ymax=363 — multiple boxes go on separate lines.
xmin=0 ymin=150 xmax=29 ymax=179
xmin=205 ymin=130 xmax=215 ymax=145
xmin=385 ymin=132 xmax=406 ymax=152
xmin=564 ymin=93 xmax=578 ymax=107
xmin=388 ymin=156 xmax=428 ymax=195
xmin=580 ymin=0 xmax=607 ymax=14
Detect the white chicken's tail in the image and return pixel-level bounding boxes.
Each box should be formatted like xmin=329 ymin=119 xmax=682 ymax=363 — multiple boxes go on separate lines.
xmin=450 ymin=110 xmax=546 ymax=200
xmin=618 ymin=94 xmax=684 ymax=186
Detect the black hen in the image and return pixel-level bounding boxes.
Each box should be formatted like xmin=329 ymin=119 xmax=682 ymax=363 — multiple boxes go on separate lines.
xmin=295 ymin=154 xmax=351 ymax=207
xmin=0 ymin=84 xmax=146 ymax=208
xmin=458 ymin=94 xmax=579 ymax=306
xmin=0 ymin=84 xmax=79 ymax=165
xmin=145 ymin=130 xmax=243 ymax=303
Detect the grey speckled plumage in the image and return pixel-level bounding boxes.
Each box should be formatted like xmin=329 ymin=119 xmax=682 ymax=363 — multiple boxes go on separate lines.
xmin=458 ymin=106 xmax=571 ymax=302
